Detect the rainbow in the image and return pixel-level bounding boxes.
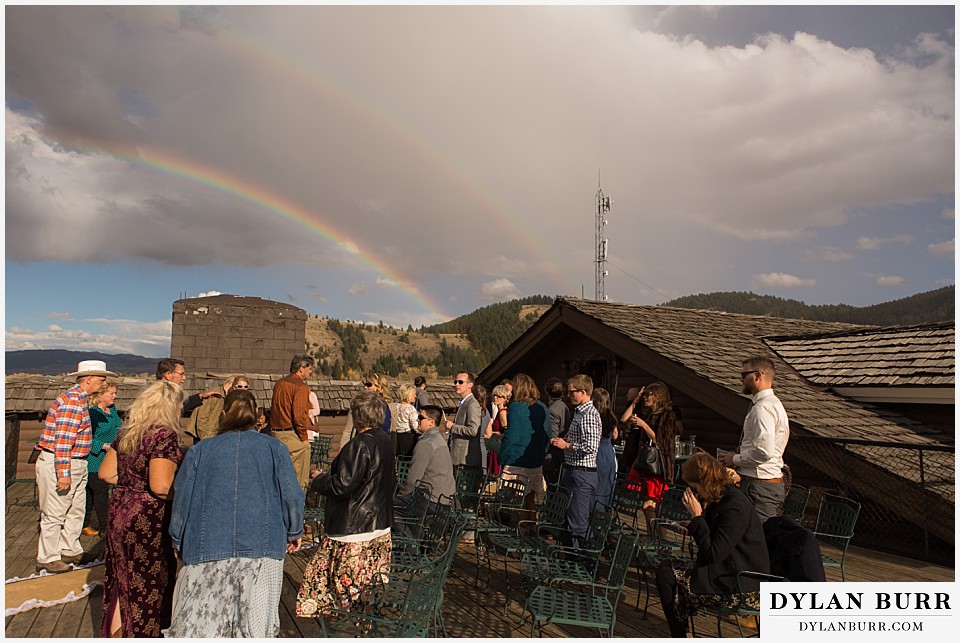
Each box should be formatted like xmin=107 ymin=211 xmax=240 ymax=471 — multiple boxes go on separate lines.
xmin=213 ymin=21 xmax=576 ymax=290
xmin=58 ymin=135 xmax=452 ymax=323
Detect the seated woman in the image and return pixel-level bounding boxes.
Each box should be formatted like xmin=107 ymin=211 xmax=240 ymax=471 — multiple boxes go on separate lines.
xmin=656 ymin=452 xmax=769 ymax=638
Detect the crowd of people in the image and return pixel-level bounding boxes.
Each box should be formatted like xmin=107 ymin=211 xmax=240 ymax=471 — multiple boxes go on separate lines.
xmin=33 ymin=351 xmax=789 ymax=638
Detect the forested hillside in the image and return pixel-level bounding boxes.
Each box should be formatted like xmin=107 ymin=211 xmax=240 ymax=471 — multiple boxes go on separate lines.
xmin=662 ymin=286 xmax=954 ymax=325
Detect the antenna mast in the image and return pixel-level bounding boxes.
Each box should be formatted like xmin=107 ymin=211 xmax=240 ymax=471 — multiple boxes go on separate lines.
xmin=595 ymin=172 xmax=611 ymax=301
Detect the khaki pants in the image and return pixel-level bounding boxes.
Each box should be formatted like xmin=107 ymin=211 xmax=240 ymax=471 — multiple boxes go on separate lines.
xmin=36 ymin=451 xmax=88 ymax=564
xmin=274 ymin=430 xmax=311 ymax=491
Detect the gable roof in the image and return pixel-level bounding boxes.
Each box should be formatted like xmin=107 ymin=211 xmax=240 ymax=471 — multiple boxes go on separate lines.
xmin=762 ymin=321 xmax=955 ymax=388
xmin=482 ymin=297 xmax=946 ymax=445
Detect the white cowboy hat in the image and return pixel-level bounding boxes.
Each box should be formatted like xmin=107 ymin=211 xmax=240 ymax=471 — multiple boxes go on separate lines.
xmin=68 ymin=360 xmax=117 ymax=378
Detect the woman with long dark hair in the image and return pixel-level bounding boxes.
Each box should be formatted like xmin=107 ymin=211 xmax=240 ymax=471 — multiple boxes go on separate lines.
xmin=591 ymin=387 xmax=618 ymax=511
xmin=165 ymin=390 xmax=304 ymax=637
xmin=623 ymin=382 xmax=683 ymax=534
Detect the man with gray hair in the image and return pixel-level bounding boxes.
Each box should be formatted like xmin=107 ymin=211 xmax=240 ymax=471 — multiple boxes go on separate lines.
xmin=719 ymin=355 xmax=790 ymax=523
xmin=270 ymin=354 xmax=315 ymax=491
xmin=35 ymin=360 xmax=114 ymax=573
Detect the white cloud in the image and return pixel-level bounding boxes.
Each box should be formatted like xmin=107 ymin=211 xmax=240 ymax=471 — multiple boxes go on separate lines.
xmin=477 ymin=278 xmax=521 ymax=301
xmin=856 ymin=235 xmax=913 ymax=250
xmin=6 ymin=318 xmax=171 ymax=357
xmin=347 ymin=282 xmax=367 ymax=296
xmin=803 ymin=246 xmax=853 ymax=262
xmin=198 ymin=290 xmax=222 ymax=297
xmin=927 ymin=239 xmax=954 ymax=258
xmin=752 ymin=272 xmax=816 ymax=288
xmin=876 ymin=275 xmax=906 ymax=287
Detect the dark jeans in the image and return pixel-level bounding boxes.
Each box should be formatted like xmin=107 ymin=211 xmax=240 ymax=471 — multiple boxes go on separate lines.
xmin=83 ymin=474 xmax=111 ymax=531
xmin=656 ymin=561 xmax=688 ymax=637
xmin=560 ymin=468 xmax=597 ymax=549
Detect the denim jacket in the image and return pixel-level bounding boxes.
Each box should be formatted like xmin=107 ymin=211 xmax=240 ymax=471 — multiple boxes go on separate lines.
xmin=169 ymin=429 xmax=305 ymax=565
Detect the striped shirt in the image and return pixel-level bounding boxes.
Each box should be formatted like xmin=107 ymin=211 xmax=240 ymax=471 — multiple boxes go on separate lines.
xmin=563 ymin=400 xmax=602 ymax=469
xmin=38 ymin=384 xmax=93 ymax=481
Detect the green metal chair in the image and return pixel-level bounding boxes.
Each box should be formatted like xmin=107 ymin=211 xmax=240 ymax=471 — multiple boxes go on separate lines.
xmin=695 ymin=570 xmax=784 ymax=638
xmin=395 ymin=455 xmax=414 ymax=495
xmin=468 ymin=476 xmax=529 ymax=586
xmin=303 ymin=496 xmax=326 ymax=547
xmin=309 ymin=434 xmax=333 ymax=470
xmin=636 ymin=518 xmax=696 ymax=615
xmin=393 ymin=481 xmax=434 ymax=540
xmin=782 ymin=484 xmax=810 ymax=523
xmin=610 ymin=481 xmax=644 ymax=529
xmin=485 ymin=487 xmax=571 ymax=614
xmin=812 ymin=492 xmax=860 ymax=581
xmin=523 ymin=526 xmax=641 ymax=637
xmin=519 ymin=509 xmax=614 ymax=595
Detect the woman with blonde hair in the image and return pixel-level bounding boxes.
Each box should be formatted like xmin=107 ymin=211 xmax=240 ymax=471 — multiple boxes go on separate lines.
xmin=82 ymin=381 xmax=121 ymax=537
xmin=392 ymin=383 xmax=420 ymax=458
xmin=623 ymin=381 xmax=683 ymax=535
xmin=363 ymin=373 xmax=393 ymax=434
xmin=656 ymin=452 xmax=768 ymax=637
xmin=99 ymin=380 xmax=184 ymax=637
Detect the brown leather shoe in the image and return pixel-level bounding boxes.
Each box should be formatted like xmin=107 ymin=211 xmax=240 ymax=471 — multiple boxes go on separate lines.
xmin=61 ymin=553 xmax=83 ymax=564
xmin=82 ymin=527 xmax=100 ymax=537
xmin=36 ymin=560 xmax=71 ymax=574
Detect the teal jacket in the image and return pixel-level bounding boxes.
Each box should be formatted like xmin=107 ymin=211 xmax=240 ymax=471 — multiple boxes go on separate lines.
xmin=500 ymin=401 xmax=551 ymax=469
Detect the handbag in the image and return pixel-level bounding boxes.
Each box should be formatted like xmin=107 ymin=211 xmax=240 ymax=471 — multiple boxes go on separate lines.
xmin=632 ymin=438 xmax=664 ymax=477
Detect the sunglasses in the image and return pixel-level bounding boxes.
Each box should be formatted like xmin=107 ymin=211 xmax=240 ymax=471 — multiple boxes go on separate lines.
xmin=363 ymin=382 xmax=375 ymax=387
xmin=740 ymin=370 xmax=761 ymax=380
xmin=234 ymin=385 xmax=249 ymax=389
xmin=453 ymin=379 xmax=469 ymax=385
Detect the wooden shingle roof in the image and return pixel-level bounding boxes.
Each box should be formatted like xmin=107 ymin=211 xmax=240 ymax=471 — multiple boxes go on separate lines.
xmin=762 ymin=322 xmax=955 ymax=387
xmin=4 ymin=374 xmax=460 ymax=416
xmin=551 ymin=298 xmax=946 ymax=445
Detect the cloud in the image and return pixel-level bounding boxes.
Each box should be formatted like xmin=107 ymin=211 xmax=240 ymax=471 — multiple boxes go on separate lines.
xmin=927 ymin=239 xmax=954 ymax=258
xmin=856 ymin=235 xmax=913 ymax=250
xmin=876 ymin=275 xmax=906 ymax=287
xmin=6 ymin=318 xmax=172 ymax=357
xmin=803 ymin=246 xmax=853 ymax=262
xmin=48 ymin=311 xmax=73 ymax=320
xmin=3 ymin=6 xmax=954 ymax=303
xmin=198 ymin=290 xmax=222 ymax=297
xmin=347 ymin=282 xmax=367 ymax=296
xmin=941 ymin=208 xmax=954 ymax=220
xmin=477 ymin=278 xmax=521 ymax=301
xmin=752 ymin=272 xmax=816 ymax=288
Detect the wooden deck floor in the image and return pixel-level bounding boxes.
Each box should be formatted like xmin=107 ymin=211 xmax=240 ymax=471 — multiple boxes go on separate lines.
xmin=5 ymin=482 xmax=954 ymax=638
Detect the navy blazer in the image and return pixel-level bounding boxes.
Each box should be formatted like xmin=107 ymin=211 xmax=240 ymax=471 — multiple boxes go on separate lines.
xmin=686 ymin=484 xmax=770 ymax=595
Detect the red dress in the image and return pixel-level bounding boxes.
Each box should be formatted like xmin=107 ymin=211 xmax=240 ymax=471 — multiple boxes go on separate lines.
xmin=101 ymin=425 xmax=183 ymax=637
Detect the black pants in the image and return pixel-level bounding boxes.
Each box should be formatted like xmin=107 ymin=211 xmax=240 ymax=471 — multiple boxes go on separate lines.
xmin=656 ymin=560 xmax=689 ymax=637
xmin=83 ymin=474 xmax=111 ymax=531
xmin=393 ymin=431 xmax=418 ymax=459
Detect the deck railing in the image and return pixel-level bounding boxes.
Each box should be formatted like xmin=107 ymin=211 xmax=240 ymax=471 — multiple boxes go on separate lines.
xmin=786 ymin=435 xmax=954 ymax=566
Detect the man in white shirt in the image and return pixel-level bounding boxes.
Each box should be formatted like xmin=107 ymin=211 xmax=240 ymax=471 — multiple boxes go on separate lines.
xmin=719 ymin=356 xmax=790 ymax=523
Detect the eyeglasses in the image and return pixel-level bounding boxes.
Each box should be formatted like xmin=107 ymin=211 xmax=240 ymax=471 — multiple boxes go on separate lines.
xmin=173 ymin=370 xmax=186 ymax=377
xmin=453 ymin=379 xmax=469 ymax=385
xmin=740 ymin=370 xmax=762 ymax=380
xmin=567 ymin=388 xmax=582 ymax=394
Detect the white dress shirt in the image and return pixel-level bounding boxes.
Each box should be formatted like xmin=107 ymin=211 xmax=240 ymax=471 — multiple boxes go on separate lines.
xmin=734 ymin=388 xmax=789 ymax=479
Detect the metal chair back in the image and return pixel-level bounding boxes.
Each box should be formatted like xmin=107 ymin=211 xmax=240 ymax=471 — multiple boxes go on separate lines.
xmin=783 ymin=484 xmax=810 ymax=522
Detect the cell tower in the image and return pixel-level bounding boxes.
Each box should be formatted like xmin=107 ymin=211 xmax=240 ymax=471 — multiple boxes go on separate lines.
xmin=595 ymin=175 xmax=611 ymax=301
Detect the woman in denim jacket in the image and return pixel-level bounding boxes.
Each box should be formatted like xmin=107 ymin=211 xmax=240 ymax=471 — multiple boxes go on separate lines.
xmin=165 ymin=390 xmax=305 ymax=637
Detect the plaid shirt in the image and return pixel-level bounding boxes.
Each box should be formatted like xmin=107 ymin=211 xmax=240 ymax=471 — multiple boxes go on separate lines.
xmin=38 ymin=384 xmax=92 ymax=481
xmin=563 ymin=400 xmax=602 ymax=468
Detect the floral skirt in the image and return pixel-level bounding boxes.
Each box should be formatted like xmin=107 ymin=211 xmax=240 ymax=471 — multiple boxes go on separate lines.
xmin=295 ymin=533 xmax=392 ymax=618
xmin=671 ymin=559 xmax=760 ymax=623
xmin=163 ymin=556 xmax=284 ymax=637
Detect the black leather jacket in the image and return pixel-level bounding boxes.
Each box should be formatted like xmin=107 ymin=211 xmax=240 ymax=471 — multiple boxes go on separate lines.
xmin=313 ymin=428 xmax=395 ymax=536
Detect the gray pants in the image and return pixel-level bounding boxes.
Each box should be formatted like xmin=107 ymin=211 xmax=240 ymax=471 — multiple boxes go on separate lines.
xmin=740 ymin=478 xmax=785 ymax=524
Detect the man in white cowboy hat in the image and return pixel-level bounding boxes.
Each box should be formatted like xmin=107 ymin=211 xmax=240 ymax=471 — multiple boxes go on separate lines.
xmin=35 ymin=360 xmax=115 ymax=574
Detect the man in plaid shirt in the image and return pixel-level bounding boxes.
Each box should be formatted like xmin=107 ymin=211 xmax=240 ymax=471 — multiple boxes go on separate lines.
xmin=35 ymin=360 xmax=114 ymax=574
xmin=550 ymin=374 xmax=601 ymax=549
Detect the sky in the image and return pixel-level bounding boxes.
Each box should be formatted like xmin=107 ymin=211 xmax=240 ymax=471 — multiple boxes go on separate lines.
xmin=4 ymin=3 xmax=955 ymax=359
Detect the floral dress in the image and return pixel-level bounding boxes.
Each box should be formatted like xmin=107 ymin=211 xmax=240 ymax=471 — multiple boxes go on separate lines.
xmin=100 ymin=425 xmax=182 ymax=637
